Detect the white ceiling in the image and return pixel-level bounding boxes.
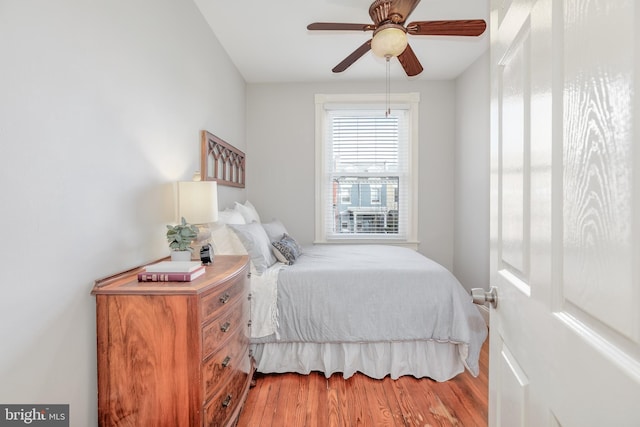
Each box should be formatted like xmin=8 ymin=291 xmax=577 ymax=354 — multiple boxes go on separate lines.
xmin=194 ymin=0 xmax=489 ymax=84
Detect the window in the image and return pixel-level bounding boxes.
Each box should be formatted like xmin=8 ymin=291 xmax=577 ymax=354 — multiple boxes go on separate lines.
xmin=315 ymin=93 xmax=419 ymax=246
xmin=339 ymin=185 xmax=352 ymax=204
xmin=370 ymin=184 xmax=381 ymax=205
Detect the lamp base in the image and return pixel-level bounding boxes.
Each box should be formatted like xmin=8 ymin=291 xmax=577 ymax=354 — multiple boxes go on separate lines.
xmin=190 ymin=224 xmax=212 ymax=261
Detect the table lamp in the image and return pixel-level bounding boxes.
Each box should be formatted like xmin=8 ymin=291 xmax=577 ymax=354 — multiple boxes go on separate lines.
xmin=178 ymin=180 xmax=218 ymax=260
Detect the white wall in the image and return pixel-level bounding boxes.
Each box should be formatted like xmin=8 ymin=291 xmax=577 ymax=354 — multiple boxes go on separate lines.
xmin=453 ymin=52 xmax=490 ymax=292
xmin=0 ymin=1 xmax=246 ymax=425
xmin=245 ymin=80 xmax=457 ymax=269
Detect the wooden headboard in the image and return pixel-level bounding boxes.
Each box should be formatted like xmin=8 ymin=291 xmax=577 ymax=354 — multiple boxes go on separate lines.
xmin=200 ymin=130 xmax=245 ymax=188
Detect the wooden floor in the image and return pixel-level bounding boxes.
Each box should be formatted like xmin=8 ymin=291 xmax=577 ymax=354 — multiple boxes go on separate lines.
xmin=237 ymin=339 xmax=489 ymax=427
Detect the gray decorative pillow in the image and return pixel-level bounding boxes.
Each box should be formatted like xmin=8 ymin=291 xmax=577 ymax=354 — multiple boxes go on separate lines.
xmin=228 ymin=222 xmax=277 ymax=273
xmin=272 ymin=238 xmax=299 ymax=265
xmin=281 ymin=233 xmax=303 ymax=257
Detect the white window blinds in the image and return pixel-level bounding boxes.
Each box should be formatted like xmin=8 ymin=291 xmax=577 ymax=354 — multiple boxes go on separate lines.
xmin=331 ymin=115 xmax=400 ymax=173
xmin=323 ymin=108 xmax=410 ymax=239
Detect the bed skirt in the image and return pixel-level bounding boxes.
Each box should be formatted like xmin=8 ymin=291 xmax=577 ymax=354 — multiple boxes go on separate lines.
xmin=251 ymin=339 xmax=471 ymax=382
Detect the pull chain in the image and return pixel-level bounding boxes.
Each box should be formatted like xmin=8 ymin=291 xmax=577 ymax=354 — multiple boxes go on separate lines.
xmin=385 ymin=56 xmax=391 ymax=117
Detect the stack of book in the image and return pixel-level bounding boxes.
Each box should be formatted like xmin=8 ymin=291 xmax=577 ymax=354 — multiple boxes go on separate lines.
xmin=138 ymin=261 xmax=205 ymax=282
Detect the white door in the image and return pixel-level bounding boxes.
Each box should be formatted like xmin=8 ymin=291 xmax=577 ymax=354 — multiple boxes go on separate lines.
xmin=488 ymin=0 xmax=640 ymax=425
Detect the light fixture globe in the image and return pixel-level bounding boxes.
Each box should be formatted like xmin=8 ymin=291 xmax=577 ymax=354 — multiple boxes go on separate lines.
xmin=371 ymin=25 xmax=408 ymax=58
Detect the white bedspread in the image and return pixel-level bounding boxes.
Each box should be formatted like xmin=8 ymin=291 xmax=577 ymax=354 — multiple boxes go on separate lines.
xmin=251 ymin=244 xmax=487 ymax=376
xmin=249 ymin=263 xmax=282 ymax=338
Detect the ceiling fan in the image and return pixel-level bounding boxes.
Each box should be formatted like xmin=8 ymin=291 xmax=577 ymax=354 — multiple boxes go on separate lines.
xmin=307 ymin=0 xmax=487 ymax=76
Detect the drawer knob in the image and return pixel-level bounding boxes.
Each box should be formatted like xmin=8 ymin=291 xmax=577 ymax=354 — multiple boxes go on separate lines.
xmin=221 ymin=356 xmax=232 ymax=367
xmin=220 ymin=321 xmax=231 ymax=332
xmin=222 ymin=394 xmax=233 ymax=408
xmin=219 ymin=293 xmax=230 ymax=304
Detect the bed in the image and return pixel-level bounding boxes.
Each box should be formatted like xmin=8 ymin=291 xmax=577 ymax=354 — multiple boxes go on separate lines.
xmin=199 ymin=130 xmax=486 ymax=382
xmin=207 ymin=204 xmax=488 ymax=382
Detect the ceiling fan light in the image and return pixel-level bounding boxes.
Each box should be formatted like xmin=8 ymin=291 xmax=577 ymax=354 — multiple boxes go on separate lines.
xmin=371 ymin=27 xmax=408 ymax=58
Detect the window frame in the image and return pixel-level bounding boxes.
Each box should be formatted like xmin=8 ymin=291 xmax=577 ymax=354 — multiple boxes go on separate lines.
xmin=314 ymin=93 xmax=420 ymax=248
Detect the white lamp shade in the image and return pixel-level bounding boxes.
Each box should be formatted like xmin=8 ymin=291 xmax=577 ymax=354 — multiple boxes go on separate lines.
xmin=371 ymin=27 xmax=408 ymax=58
xmin=178 ymin=181 xmax=219 ymax=224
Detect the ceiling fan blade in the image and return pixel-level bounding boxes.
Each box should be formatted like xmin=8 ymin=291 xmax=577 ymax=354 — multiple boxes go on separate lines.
xmin=332 ymin=40 xmax=372 ymax=73
xmin=406 ymin=19 xmax=487 ymax=36
xmin=397 ymin=44 xmax=423 ymax=76
xmin=389 ymin=0 xmax=421 ymax=23
xmin=307 ymin=22 xmax=375 ymax=31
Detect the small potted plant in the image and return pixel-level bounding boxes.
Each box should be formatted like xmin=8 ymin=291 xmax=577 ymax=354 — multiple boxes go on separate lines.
xmin=166 ymin=217 xmax=199 ymax=261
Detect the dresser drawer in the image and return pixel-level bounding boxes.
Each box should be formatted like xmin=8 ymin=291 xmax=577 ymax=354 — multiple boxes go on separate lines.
xmin=202 ymin=295 xmax=249 ymax=358
xmin=202 ymin=326 xmax=250 ymax=399
xmin=200 ymin=272 xmax=247 ymax=325
xmin=202 ymin=347 xmax=253 ymax=427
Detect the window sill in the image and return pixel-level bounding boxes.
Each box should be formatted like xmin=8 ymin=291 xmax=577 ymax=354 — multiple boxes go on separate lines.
xmin=313 ymin=239 xmax=419 ymax=251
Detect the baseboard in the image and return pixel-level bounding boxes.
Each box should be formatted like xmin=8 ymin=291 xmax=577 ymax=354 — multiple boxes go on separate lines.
xmin=477 ymin=305 xmax=490 ymax=327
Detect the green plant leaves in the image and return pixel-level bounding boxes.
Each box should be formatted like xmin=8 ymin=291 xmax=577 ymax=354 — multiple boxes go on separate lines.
xmin=166 ymin=217 xmax=198 ymax=251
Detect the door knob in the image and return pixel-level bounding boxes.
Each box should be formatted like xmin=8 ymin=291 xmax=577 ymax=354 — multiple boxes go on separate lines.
xmin=471 ymin=287 xmax=498 ymax=309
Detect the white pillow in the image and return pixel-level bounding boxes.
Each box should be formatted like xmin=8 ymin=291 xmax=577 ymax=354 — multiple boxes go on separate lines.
xmin=229 ymin=222 xmax=277 ymax=273
xmin=216 ymin=208 xmax=246 ymax=225
xmin=262 ymin=219 xmax=288 ymax=243
xmin=234 ymin=200 xmax=261 ymax=224
xmin=208 ymin=223 xmax=247 ymax=255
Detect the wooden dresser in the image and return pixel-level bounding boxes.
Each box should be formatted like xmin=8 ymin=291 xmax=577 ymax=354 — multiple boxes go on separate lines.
xmin=92 ymin=255 xmax=254 ymax=427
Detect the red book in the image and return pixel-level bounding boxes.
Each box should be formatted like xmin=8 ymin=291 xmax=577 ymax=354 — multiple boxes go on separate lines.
xmin=137 ymin=266 xmax=205 ymax=282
